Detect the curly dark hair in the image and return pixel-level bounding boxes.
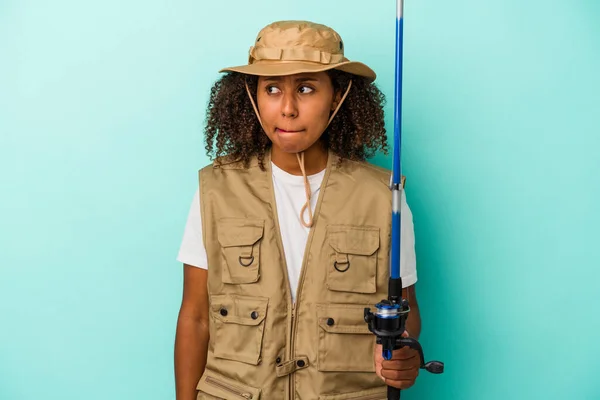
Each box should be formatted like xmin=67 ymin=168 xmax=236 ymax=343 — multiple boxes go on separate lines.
xmin=204 ymin=69 xmax=388 ymax=169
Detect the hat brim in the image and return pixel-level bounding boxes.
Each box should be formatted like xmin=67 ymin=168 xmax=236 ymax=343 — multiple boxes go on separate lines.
xmin=219 ymin=60 xmax=376 ymax=82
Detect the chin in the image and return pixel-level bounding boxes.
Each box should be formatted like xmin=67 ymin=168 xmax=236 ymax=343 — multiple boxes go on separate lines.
xmin=272 ymin=139 xmax=309 ymax=154
xmin=278 ymin=145 xmax=306 ymax=154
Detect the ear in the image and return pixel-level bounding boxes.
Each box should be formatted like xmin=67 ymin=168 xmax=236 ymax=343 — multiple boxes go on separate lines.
xmin=331 ymin=90 xmax=343 ymax=111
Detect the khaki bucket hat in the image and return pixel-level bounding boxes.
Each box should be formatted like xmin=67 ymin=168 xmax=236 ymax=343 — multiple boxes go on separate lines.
xmin=219 ymin=20 xmax=377 ymax=81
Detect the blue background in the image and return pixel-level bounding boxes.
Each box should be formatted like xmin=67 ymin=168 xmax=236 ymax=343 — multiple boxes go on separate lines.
xmin=1 ymin=0 xmax=599 ymax=399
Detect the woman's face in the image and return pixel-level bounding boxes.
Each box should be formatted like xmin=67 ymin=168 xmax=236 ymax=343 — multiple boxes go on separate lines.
xmin=256 ymin=72 xmax=338 ymax=154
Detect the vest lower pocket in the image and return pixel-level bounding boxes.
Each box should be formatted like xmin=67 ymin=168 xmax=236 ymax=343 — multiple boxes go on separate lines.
xmin=326 ymin=225 xmax=380 ymax=294
xmin=196 ymin=368 xmax=261 ymax=400
xmin=217 ymin=218 xmax=264 ymax=284
xmin=318 ymin=386 xmax=387 ymax=400
xmin=210 ymin=294 xmax=268 ymax=365
xmin=316 ymin=303 xmax=376 ymax=372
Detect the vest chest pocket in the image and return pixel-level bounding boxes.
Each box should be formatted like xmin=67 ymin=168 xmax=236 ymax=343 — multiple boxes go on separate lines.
xmin=316 ymin=303 xmax=376 ymax=372
xmin=210 ymin=294 xmax=268 ymax=366
xmin=217 ymin=218 xmax=264 ymax=284
xmin=326 ymin=225 xmax=380 ymax=294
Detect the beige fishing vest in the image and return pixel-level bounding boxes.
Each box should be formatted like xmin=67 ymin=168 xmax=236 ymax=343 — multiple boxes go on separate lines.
xmin=196 ymin=149 xmax=402 ymax=400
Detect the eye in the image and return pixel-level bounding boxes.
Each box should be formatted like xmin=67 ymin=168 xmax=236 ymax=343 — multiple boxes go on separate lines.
xmin=266 ymin=85 xmax=281 ymax=95
xmin=298 ymin=85 xmax=314 ymax=94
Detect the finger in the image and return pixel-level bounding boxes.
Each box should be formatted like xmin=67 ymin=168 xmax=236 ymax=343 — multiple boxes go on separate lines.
xmin=374 ymin=344 xmax=383 ymax=363
xmin=375 ymin=358 xmax=384 ymax=381
xmin=373 ymin=345 xmax=384 ymax=382
xmin=381 ymin=367 xmax=419 ymax=382
xmin=383 ymin=378 xmax=417 ymax=390
xmin=401 ymin=330 xmax=409 ymax=338
xmin=382 ymin=357 xmax=421 ymax=371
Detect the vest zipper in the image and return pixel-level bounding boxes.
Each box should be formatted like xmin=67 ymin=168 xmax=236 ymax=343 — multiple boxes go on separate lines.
xmin=289 ymin=151 xmax=334 ymax=400
xmin=205 ymin=376 xmax=252 ymax=399
xmin=291 ymin=303 xmax=296 ymax=325
xmin=290 ymin=301 xmax=296 ymax=399
xmin=266 ymin=149 xmax=335 ymax=400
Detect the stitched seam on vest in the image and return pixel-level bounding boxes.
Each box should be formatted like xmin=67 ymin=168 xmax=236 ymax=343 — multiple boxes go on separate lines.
xmin=199 ymin=167 xmax=208 ymax=253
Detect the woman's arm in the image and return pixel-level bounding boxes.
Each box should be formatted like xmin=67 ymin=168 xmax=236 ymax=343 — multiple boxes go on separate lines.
xmin=174 ymin=264 xmax=210 ymax=400
xmin=404 ymin=284 xmax=421 ymax=339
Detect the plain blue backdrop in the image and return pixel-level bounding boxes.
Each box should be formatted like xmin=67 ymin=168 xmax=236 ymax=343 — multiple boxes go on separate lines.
xmin=1 ymin=0 xmax=599 ymax=399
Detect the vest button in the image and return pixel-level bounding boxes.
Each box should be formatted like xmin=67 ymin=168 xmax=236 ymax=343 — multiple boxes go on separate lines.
xmin=296 ymin=360 xmax=305 ymax=368
xmin=251 ymin=311 xmax=259 ymax=319
xmin=276 ymin=357 xmax=281 ymax=364
xmin=220 ymin=308 xmax=228 ymax=316
xmin=326 ymin=318 xmax=335 ymax=326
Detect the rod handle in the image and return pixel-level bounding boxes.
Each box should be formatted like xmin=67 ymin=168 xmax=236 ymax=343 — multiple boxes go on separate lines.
xmin=388 ymin=385 xmax=401 ymax=400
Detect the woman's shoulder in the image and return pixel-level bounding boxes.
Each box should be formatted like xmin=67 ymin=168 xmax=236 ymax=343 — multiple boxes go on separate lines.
xmin=199 ymin=154 xmax=260 ymax=172
xmin=339 ymin=158 xmax=390 ymax=183
xmin=337 ymin=158 xmax=406 ymax=188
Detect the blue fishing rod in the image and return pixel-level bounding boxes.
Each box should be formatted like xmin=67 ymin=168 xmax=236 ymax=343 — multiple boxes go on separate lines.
xmin=364 ymin=1 xmax=444 ymax=399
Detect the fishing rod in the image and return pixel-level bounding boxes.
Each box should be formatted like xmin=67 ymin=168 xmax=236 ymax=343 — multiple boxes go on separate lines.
xmin=364 ymin=0 xmax=444 ymax=399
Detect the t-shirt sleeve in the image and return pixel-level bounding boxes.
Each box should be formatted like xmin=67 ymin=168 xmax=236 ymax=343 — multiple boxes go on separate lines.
xmin=176 ymin=187 xmax=209 ymax=270
xmin=400 ymin=189 xmax=418 ymax=287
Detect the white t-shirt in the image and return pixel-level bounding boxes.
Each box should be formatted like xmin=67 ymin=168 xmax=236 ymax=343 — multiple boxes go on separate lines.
xmin=177 ymin=162 xmax=418 ymax=301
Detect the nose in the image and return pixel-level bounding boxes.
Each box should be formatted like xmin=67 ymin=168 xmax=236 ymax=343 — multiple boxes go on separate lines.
xmin=281 ymin=91 xmax=298 ymax=118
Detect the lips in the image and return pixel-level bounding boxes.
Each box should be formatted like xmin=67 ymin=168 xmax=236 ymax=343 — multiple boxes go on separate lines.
xmin=276 ymin=128 xmax=303 ymax=133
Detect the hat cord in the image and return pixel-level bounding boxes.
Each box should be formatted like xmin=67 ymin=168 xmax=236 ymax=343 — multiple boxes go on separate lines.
xmin=244 ymin=79 xmax=353 ymax=228
xmin=296 ymin=151 xmax=314 ymax=227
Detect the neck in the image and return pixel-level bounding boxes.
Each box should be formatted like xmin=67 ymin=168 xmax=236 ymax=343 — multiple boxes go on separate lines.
xmin=271 ymin=142 xmax=328 ymax=176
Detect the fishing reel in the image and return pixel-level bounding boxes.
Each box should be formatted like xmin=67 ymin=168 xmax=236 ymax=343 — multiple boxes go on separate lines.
xmin=364 ymin=278 xmax=444 ymax=399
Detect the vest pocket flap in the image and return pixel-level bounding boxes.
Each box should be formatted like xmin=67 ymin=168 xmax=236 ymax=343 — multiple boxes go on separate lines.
xmin=197 ymin=369 xmax=261 ymax=400
xmin=210 ymin=295 xmax=268 ymax=366
xmin=327 ymin=225 xmax=380 ymax=256
xmin=217 ymin=218 xmax=265 ymax=248
xmin=211 ymin=294 xmax=268 ymax=326
xmin=318 ymin=386 xmax=387 ymax=400
xmin=316 ymin=303 xmax=376 ymax=372
xmin=317 ymin=304 xmax=372 ymax=334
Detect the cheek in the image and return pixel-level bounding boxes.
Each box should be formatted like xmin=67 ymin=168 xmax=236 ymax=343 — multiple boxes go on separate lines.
xmin=307 ymin=100 xmax=333 ymax=128
xmin=256 ymin=93 xmax=277 ymax=125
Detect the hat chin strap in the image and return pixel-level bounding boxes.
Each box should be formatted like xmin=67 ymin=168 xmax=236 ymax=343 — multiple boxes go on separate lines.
xmin=244 ymin=79 xmax=353 ymax=228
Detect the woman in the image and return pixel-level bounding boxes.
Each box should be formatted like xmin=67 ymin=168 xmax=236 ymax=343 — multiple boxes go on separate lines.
xmin=175 ymin=20 xmax=422 ymax=400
